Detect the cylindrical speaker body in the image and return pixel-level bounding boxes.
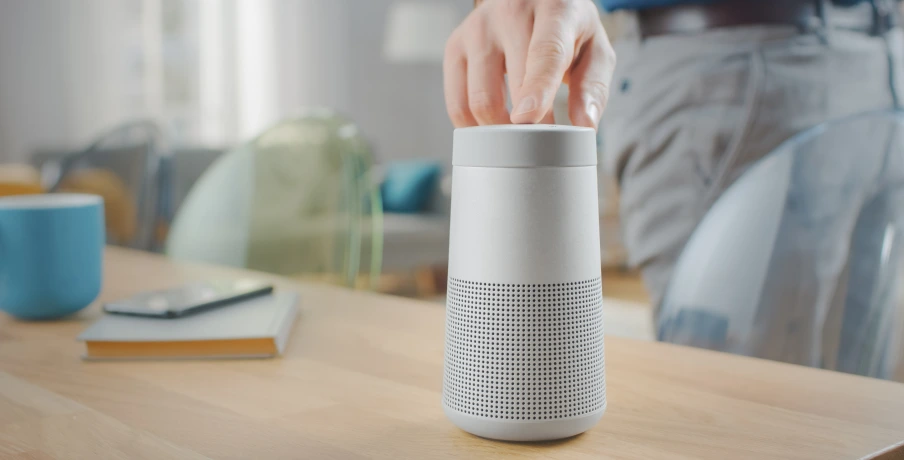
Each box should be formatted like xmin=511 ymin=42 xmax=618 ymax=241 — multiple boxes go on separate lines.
xmin=443 ymin=125 xmax=606 ymax=441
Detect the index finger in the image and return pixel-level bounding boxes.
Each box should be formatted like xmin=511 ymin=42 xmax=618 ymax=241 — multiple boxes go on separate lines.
xmin=510 ymin=2 xmax=578 ymax=124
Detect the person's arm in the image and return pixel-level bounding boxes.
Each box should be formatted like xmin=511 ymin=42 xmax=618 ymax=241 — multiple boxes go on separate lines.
xmin=444 ymin=0 xmax=615 ymax=129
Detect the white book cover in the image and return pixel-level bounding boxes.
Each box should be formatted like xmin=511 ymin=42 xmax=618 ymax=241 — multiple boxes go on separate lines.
xmin=78 ymin=291 xmax=299 ymax=360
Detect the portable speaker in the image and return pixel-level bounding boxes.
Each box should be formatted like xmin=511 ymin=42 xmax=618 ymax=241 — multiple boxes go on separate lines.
xmin=442 ymin=125 xmax=607 ymax=441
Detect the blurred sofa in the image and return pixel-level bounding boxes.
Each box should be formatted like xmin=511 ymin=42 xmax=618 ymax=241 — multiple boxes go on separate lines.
xmin=375 ymin=164 xmax=451 ymax=273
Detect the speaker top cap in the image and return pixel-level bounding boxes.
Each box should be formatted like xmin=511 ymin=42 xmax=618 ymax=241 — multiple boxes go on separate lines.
xmin=452 ymin=124 xmax=597 ymax=168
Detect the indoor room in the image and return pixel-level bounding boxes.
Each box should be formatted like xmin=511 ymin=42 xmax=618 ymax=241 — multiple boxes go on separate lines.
xmin=1 ymin=0 xmax=903 ymax=458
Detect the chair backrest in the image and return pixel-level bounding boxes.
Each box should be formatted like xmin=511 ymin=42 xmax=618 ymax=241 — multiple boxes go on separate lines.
xmin=37 ymin=120 xmax=168 ymax=251
xmin=165 ymin=109 xmax=383 ymax=289
xmin=659 ymin=110 xmax=904 ymax=382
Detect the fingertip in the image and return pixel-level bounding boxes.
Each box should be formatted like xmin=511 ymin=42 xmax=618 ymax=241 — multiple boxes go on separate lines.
xmin=568 ymin=98 xmax=601 ymax=130
xmin=510 ymin=111 xmax=543 ymax=125
xmin=513 ymin=95 xmax=537 ymax=115
xmin=587 ymin=101 xmax=601 ymax=128
xmin=510 ymin=95 xmax=538 ymax=123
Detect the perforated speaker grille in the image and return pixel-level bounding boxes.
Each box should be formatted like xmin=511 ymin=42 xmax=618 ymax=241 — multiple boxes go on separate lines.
xmin=443 ymin=277 xmax=606 ymax=421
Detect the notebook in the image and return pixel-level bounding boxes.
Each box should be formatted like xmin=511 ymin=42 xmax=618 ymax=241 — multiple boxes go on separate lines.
xmin=78 ymin=291 xmax=299 ymax=360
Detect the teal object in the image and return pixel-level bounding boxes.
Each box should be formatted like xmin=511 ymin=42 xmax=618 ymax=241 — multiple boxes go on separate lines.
xmin=0 ymin=194 xmax=105 ymax=320
xmin=381 ymin=161 xmax=441 ymax=213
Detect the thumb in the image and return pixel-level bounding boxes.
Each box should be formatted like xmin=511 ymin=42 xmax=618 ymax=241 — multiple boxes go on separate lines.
xmin=510 ymin=17 xmax=575 ymax=124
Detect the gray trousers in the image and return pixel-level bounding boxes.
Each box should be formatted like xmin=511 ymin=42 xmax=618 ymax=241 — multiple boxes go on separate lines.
xmin=601 ymin=2 xmax=904 ymax=311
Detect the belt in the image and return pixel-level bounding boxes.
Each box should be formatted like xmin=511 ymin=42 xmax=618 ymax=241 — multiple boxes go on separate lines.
xmin=636 ymin=0 xmax=820 ymax=38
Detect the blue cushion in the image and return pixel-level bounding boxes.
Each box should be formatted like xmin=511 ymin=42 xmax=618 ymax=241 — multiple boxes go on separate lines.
xmin=380 ymin=161 xmax=442 ymax=213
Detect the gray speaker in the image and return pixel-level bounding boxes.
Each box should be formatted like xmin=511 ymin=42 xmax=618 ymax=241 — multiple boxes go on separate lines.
xmin=442 ymin=125 xmax=607 ymax=441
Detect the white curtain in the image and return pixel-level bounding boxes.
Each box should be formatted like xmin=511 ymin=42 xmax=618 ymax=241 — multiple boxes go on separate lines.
xmin=166 ymin=0 xmax=353 ymax=146
xmin=0 ymin=0 xmax=352 ymax=161
xmin=0 ymin=0 xmax=146 ymax=161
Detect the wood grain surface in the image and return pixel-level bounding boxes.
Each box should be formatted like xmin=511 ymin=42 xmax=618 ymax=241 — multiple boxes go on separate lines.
xmin=1 ymin=247 xmax=903 ymax=459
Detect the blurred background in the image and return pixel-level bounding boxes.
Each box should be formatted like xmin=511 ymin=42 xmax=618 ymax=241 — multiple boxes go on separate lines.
xmin=0 ymin=0 xmax=634 ymax=326
xmin=1 ymin=0 xmax=459 ymax=163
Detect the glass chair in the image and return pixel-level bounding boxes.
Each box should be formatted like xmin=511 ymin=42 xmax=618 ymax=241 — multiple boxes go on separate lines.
xmin=165 ymin=109 xmax=383 ymax=289
xmin=37 ymin=120 xmax=168 ymax=251
xmin=658 ymin=110 xmax=904 ymax=382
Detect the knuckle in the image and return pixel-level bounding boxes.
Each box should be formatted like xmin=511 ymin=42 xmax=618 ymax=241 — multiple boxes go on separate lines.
xmin=470 ymin=47 xmax=501 ymax=66
xmin=545 ymin=0 xmax=570 ymax=13
xmin=443 ymin=52 xmax=455 ymax=71
xmin=444 ymin=38 xmax=456 ymax=57
xmin=498 ymin=0 xmax=530 ymax=15
xmin=462 ymin=15 xmax=493 ymax=50
xmin=598 ymin=39 xmax=616 ymax=65
xmin=444 ymin=31 xmax=463 ymax=59
xmin=546 ymin=0 xmax=580 ymax=21
xmin=468 ymin=90 xmax=500 ymax=117
xmin=442 ymin=51 xmax=460 ymax=73
xmin=580 ymin=0 xmax=602 ymax=18
xmin=599 ymin=85 xmax=611 ymax=108
xmin=528 ymin=39 xmax=570 ymax=77
xmin=583 ymin=80 xmax=611 ymax=105
xmin=533 ymin=37 xmax=568 ymax=60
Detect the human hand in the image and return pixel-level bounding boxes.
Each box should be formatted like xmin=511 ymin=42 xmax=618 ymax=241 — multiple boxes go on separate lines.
xmin=443 ymin=0 xmax=615 ymax=129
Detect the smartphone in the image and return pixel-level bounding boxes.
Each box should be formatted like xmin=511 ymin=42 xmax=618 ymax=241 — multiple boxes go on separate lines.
xmin=103 ymin=279 xmax=275 ymax=318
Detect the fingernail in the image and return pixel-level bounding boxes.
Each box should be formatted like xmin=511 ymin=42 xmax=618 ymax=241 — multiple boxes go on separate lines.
xmin=514 ymin=96 xmax=537 ymax=116
xmin=587 ymin=101 xmax=601 ymax=127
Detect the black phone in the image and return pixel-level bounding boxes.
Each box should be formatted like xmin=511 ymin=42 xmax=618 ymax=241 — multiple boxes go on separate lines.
xmin=103 ymin=279 xmax=275 ymax=318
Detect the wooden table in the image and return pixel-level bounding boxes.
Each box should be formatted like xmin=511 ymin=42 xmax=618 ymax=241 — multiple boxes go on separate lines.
xmin=2 ymin=248 xmax=904 ymax=459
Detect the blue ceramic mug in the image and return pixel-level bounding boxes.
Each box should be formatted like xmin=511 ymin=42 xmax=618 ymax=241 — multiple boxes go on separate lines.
xmin=0 ymin=194 xmax=105 ymax=320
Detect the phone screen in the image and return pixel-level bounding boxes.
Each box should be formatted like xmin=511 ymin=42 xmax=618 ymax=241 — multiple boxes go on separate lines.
xmin=103 ymin=279 xmax=274 ymax=318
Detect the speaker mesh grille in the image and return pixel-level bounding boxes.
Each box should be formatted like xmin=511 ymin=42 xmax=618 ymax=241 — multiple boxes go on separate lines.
xmin=443 ymin=277 xmax=606 ymax=421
